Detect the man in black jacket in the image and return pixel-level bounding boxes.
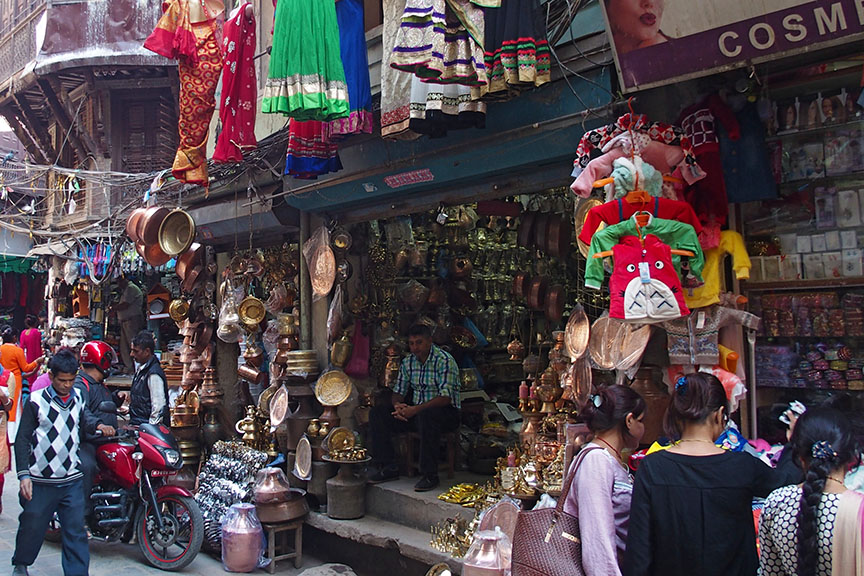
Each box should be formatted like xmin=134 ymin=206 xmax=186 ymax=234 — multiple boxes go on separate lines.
xmin=126 ymin=331 xmax=168 ymax=427
xmin=12 ymin=349 xmax=114 ymax=576
xmin=75 ymin=341 xmax=121 ymax=513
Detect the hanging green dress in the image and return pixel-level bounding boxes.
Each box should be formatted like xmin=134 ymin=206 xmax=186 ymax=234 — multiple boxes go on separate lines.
xmin=262 ymin=0 xmax=350 ymax=121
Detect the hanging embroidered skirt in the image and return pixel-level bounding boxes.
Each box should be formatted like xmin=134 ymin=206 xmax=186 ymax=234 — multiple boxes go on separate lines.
xmin=263 ymin=0 xmax=349 ymax=121
xmin=409 ymin=78 xmax=485 ymax=137
xmin=391 ymin=0 xmax=486 ymax=87
xmin=284 ymin=120 xmax=342 ymax=180
xmin=173 ymin=21 xmax=223 ymax=186
xmin=480 ymin=0 xmax=550 ymax=97
xmin=329 ymin=0 xmax=373 ymax=139
xmin=381 ymin=0 xmax=417 ymax=138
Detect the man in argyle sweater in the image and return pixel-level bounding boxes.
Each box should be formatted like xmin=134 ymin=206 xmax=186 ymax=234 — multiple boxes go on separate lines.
xmin=11 ymin=349 xmax=114 ymax=576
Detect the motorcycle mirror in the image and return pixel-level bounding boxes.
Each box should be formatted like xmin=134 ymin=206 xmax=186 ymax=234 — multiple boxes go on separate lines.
xmin=98 ymin=400 xmax=118 ymax=414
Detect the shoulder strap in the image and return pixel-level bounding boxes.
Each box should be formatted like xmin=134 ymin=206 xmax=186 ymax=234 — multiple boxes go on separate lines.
xmin=555 ymin=445 xmax=604 ymax=513
xmin=653 ymin=196 xmax=660 ymax=216
xmin=618 ymin=199 xmax=624 ymax=222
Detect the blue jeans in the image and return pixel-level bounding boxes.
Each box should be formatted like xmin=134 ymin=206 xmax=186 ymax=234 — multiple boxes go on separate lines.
xmin=12 ymin=478 xmax=89 ymax=576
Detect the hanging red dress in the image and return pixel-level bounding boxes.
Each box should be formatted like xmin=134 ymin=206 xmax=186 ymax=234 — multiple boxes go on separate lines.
xmin=213 ymin=2 xmax=258 ymax=163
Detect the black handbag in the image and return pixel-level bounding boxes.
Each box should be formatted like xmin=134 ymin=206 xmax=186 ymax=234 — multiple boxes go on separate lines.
xmin=511 ymin=446 xmax=602 ymax=576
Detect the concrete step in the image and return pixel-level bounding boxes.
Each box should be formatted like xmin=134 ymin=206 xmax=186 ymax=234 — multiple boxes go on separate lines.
xmin=306 ymin=512 xmax=463 ymax=576
xmin=364 ymin=472 xmax=485 ymax=532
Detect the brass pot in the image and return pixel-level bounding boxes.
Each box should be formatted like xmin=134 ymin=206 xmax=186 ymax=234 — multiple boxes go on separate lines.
xmin=158 ymin=209 xmax=196 ymax=256
xmin=239 ymin=296 xmax=266 ymax=327
xmin=330 ymin=332 xmax=352 ymax=368
xmin=169 ymin=299 xmax=190 ymax=322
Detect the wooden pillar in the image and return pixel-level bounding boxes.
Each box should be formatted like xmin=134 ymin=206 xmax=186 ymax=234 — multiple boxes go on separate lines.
xmin=11 ymin=93 xmax=56 ymax=162
xmin=0 ymin=105 xmax=48 ymax=164
xmin=36 ymin=77 xmax=96 ymax=164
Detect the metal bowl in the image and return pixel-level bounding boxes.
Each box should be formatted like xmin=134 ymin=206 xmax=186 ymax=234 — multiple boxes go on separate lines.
xmin=158 ymin=209 xmax=196 ymax=256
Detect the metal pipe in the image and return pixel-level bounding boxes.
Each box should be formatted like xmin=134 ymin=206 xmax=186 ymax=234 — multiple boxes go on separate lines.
xmin=299 ymin=210 xmax=312 ymax=349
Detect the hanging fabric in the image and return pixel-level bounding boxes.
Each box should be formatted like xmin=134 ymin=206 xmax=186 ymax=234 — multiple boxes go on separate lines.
xmin=284 ymin=120 xmax=342 ymax=180
xmin=390 ymin=0 xmax=487 ymax=87
xmin=380 ymin=0 xmax=417 ymax=138
xmin=476 ymin=0 xmax=550 ymax=98
xmin=213 ymin=2 xmax=258 ymax=164
xmin=329 ymin=0 xmax=374 ymax=139
xmin=144 ymin=0 xmax=224 ymax=186
xmin=262 ymin=0 xmax=349 ymax=121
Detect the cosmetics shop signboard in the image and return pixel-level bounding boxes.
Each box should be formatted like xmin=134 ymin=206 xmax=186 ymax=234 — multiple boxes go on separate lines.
xmin=601 ymin=0 xmax=864 ymax=92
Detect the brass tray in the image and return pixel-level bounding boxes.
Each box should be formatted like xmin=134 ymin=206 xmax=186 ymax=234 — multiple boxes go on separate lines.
xmin=323 ymin=426 xmax=354 ymax=453
xmin=315 ymin=370 xmax=353 ymax=407
xmin=294 ymin=435 xmax=312 ymax=480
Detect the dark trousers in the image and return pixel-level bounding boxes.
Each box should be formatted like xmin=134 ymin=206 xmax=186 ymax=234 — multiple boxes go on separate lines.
xmin=13 ymin=478 xmax=89 ymax=576
xmin=79 ymin=443 xmax=97 ymax=514
xmin=369 ymin=403 xmax=459 ymax=479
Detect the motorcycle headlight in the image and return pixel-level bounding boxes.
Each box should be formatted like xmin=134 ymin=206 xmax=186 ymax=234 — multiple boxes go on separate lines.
xmin=162 ymin=448 xmax=181 ymax=468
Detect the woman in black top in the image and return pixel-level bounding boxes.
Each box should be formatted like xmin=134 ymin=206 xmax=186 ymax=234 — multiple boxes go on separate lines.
xmin=624 ymin=373 xmax=784 ymax=576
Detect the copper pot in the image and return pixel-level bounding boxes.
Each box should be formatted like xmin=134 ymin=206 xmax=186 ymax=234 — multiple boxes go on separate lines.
xmin=158 ymin=209 xmax=196 ymax=256
xmin=126 ymin=208 xmax=147 ymax=242
xmin=181 ymin=264 xmax=202 ymax=294
xmin=533 ymin=212 xmax=549 ymax=249
xmin=137 ymin=206 xmax=170 ymax=246
xmin=517 ymin=211 xmax=536 ymax=248
xmin=545 ymin=284 xmax=565 ymax=323
xmin=238 ymin=363 xmax=265 ymax=384
xmin=244 ymin=344 xmax=265 ymax=368
xmin=546 ymin=214 xmax=572 ymax=259
xmin=527 ymin=276 xmax=549 ymax=310
xmin=135 ymin=241 xmax=171 ymax=267
xmin=254 ymin=491 xmax=309 ymax=523
xmin=512 ymin=271 xmax=530 ymax=301
xmin=427 ymin=280 xmax=447 ymax=308
xmin=175 ymin=242 xmax=202 ymax=281
xmin=191 ymin=322 xmax=212 ymax=354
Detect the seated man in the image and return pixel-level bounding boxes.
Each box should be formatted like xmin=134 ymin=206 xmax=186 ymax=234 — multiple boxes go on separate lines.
xmin=368 ymin=324 xmax=460 ymax=492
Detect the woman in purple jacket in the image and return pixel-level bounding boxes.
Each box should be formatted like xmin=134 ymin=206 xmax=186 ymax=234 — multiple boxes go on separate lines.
xmin=564 ymin=385 xmax=646 ymax=576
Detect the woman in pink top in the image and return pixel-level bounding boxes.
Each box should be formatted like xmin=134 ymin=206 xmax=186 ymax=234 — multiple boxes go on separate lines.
xmin=18 ymin=315 xmax=42 ymax=396
xmin=564 ymin=385 xmax=646 ymax=576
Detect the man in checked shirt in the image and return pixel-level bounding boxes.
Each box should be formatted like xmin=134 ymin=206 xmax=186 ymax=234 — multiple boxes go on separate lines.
xmin=368 ymin=324 xmax=460 ymax=492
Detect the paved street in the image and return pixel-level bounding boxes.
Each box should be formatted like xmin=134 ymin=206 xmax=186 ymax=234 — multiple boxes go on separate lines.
xmin=0 ymin=474 xmax=327 ymax=576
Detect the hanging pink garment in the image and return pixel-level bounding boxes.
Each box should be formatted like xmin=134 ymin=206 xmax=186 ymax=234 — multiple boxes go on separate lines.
xmin=214 ymin=2 xmax=258 ymax=163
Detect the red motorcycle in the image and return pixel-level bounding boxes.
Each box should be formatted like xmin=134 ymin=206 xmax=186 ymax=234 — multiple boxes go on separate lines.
xmin=48 ymin=422 xmax=204 ymax=571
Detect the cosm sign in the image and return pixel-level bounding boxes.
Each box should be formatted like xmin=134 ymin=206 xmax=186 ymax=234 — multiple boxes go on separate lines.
xmin=600 ymin=0 xmax=864 ymax=92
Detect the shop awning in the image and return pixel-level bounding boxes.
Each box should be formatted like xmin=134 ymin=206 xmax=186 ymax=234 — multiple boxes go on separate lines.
xmin=26 ymin=239 xmax=76 ymax=258
xmin=0 ymin=255 xmax=37 ymax=273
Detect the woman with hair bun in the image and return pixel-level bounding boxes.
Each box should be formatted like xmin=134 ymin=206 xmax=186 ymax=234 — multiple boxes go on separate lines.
xmin=624 ymin=372 xmax=783 ymax=576
xmin=758 ymin=408 xmax=863 ymax=576
xmin=563 ymin=385 xmax=646 ymax=576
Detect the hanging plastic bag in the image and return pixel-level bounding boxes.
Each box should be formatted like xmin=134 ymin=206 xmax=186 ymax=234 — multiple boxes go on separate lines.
xmin=302 ymin=226 xmax=335 ymax=302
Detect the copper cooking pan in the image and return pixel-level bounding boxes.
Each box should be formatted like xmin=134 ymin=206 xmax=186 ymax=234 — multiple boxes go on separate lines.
xmin=136 ymin=206 xmax=170 ymax=246
xmin=546 ymin=214 xmax=572 ymax=259
xmin=533 ymin=212 xmax=549 ymax=249
xmin=135 ymin=241 xmax=171 ymax=267
xmin=175 ymin=243 xmax=203 ymax=281
xmin=126 ymin=208 xmax=147 ymax=243
xmin=545 ymin=284 xmax=566 ymax=323
xmin=181 ymin=264 xmax=203 ymax=293
xmin=527 ymin=276 xmax=549 ymax=310
xmin=191 ymin=322 xmax=213 ymax=354
xmin=512 ymin=271 xmax=530 ymax=301
xmin=517 ymin=211 xmax=536 ymax=248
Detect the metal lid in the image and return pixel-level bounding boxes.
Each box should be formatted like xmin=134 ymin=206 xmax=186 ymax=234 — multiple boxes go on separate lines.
xmin=293 ymin=436 xmax=312 ymax=481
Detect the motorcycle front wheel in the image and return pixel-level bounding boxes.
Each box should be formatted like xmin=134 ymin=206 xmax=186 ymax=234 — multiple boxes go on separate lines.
xmin=135 ymin=493 xmax=204 ymax=571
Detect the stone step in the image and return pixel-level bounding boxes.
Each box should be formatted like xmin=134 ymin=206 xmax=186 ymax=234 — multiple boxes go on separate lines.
xmin=364 ymin=473 xmax=485 ymax=532
xmin=305 ymin=512 xmax=463 ymax=576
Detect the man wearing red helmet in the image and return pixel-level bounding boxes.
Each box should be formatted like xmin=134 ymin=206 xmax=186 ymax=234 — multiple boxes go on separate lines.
xmin=75 ymin=341 xmax=119 ymax=509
